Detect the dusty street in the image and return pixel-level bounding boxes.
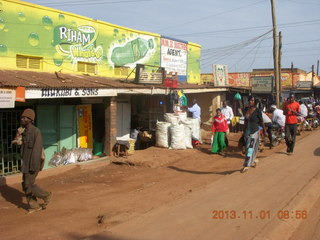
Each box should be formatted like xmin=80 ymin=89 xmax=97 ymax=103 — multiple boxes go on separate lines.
xmin=0 ymin=129 xmax=319 ymax=240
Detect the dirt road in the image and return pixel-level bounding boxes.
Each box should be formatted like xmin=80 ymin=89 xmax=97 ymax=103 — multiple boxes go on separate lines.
xmin=0 ymin=130 xmax=319 ymax=240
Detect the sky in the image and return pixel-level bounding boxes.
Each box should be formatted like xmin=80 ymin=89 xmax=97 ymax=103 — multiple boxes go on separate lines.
xmin=25 ymin=0 xmax=320 ymax=74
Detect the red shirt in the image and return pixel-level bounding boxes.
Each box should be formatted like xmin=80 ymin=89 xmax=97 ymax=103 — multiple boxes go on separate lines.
xmin=283 ymin=101 xmax=300 ymax=124
xmin=212 ymin=114 xmax=229 ymax=132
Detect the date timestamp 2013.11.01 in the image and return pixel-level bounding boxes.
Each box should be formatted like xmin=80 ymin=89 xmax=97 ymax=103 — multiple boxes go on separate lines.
xmin=211 ymin=210 xmax=307 ymax=220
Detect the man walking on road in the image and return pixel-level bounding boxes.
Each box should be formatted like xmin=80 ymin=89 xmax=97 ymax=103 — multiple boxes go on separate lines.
xmin=221 ymin=100 xmax=234 ymax=146
xmin=283 ymin=94 xmax=300 ymax=155
xmin=20 ymin=108 xmax=52 ymax=213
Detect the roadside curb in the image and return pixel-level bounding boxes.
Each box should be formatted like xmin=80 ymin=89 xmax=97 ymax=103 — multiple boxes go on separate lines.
xmin=0 ymin=156 xmax=111 ymax=187
xmin=253 ymin=168 xmax=320 ymax=240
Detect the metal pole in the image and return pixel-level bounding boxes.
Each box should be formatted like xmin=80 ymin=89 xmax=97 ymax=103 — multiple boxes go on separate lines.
xmin=278 ymin=31 xmax=282 ymax=102
xmin=270 ymin=0 xmax=280 ymax=107
xmin=291 ymin=62 xmax=294 ymax=88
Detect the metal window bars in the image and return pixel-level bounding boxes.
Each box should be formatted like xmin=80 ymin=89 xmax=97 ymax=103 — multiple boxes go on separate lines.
xmin=0 ymin=110 xmax=22 ymax=176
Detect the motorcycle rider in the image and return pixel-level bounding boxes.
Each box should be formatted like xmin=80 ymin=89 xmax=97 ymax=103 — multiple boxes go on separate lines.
xmin=270 ymin=105 xmax=285 ymax=128
xmin=299 ymin=100 xmax=308 ymax=118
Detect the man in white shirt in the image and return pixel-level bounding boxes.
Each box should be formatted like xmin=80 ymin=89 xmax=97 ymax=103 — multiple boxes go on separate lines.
xmin=221 ymin=100 xmax=234 ymax=146
xmin=299 ymin=101 xmax=308 ymax=118
xmin=221 ymin=100 xmax=234 ymax=125
xmin=270 ymin=105 xmax=286 ymax=127
xmin=188 ymin=99 xmax=202 ymax=144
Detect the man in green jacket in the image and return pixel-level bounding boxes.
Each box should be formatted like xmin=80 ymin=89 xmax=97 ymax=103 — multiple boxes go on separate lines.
xmin=20 ymin=108 xmax=52 ymax=213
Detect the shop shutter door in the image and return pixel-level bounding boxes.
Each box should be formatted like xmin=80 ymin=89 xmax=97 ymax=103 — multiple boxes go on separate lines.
xmin=59 ymin=105 xmax=76 ymax=150
xmin=37 ymin=105 xmax=59 ymax=169
xmin=116 ymin=102 xmax=131 ymax=138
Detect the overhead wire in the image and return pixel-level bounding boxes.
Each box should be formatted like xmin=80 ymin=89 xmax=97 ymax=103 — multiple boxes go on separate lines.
xmin=40 ymin=0 xmax=152 ymax=7
xmin=156 ymin=0 xmax=267 ymax=32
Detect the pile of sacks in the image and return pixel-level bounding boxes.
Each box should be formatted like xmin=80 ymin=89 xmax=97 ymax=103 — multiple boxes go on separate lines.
xmin=156 ymin=112 xmax=200 ymax=150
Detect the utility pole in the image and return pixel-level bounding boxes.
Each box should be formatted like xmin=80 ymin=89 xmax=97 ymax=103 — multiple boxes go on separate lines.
xmin=317 ymin=60 xmax=319 ymax=76
xmin=270 ymin=0 xmax=280 ymax=107
xmin=312 ymin=65 xmax=315 ymax=98
xmin=278 ymin=31 xmax=282 ymax=102
xmin=291 ymin=62 xmax=294 ymax=88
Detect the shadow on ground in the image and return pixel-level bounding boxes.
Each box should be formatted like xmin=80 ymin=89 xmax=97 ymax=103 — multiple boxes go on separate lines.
xmin=167 ymin=166 xmax=240 ymax=175
xmin=0 ymin=179 xmax=28 ymax=210
xmin=314 ymin=147 xmax=320 ymax=157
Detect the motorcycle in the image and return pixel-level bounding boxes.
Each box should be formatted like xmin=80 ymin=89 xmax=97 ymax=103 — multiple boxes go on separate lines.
xmin=270 ymin=124 xmax=285 ymax=147
xmin=296 ymin=116 xmax=306 ymax=135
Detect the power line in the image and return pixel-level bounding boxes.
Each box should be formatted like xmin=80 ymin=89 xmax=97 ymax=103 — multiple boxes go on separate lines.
xmin=171 ymin=19 xmax=320 ymax=37
xmin=156 ymin=0 xmax=266 ymax=32
xmin=41 ymin=0 xmax=152 ymax=7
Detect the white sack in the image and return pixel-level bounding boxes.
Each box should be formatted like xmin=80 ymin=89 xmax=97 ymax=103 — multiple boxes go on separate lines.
xmin=169 ymin=124 xmax=186 ymax=150
xmin=164 ymin=113 xmax=180 ymax=125
xmin=156 ymin=121 xmax=171 ymax=148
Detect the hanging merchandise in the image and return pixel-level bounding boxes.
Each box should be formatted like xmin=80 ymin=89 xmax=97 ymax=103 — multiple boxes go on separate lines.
xmin=178 ymin=89 xmax=188 ymax=107
xmin=234 ymin=92 xmax=242 ymax=100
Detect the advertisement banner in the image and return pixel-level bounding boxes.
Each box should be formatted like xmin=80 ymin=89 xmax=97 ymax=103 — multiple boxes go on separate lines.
xmin=228 ymin=73 xmax=250 ymax=87
xmin=76 ymin=105 xmax=93 ymax=149
xmin=213 ymin=64 xmax=228 ymax=86
xmin=161 ymin=38 xmax=187 ymax=78
xmin=252 ymin=76 xmax=273 ymax=93
xmin=0 ymin=88 xmax=15 ymax=108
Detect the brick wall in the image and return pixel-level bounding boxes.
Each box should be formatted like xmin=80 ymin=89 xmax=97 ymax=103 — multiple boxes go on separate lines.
xmin=104 ymin=97 xmax=117 ymax=155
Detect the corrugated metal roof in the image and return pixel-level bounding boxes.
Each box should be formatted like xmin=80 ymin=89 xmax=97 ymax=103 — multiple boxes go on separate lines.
xmin=0 ymin=70 xmax=144 ymax=88
xmin=0 ymin=70 xmax=223 ymax=90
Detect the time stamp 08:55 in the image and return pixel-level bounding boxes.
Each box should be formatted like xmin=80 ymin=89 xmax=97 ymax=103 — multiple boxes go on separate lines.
xmin=211 ymin=210 xmax=307 ymax=220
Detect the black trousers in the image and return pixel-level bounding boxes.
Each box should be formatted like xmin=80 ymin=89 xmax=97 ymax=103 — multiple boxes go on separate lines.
xmin=22 ymin=172 xmax=49 ymax=208
xmin=285 ymin=124 xmax=297 ymax=153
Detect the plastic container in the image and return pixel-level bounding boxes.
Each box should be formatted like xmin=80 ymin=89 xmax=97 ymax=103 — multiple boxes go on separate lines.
xmin=128 ymin=139 xmax=135 ymax=155
xmin=93 ymin=142 xmax=103 ymax=155
xmin=163 ymin=78 xmax=178 ymax=88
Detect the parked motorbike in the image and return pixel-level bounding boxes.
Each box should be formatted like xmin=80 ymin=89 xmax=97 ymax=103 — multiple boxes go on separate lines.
xmin=296 ymin=116 xmax=306 ymax=135
xmin=270 ymin=124 xmax=285 ymax=147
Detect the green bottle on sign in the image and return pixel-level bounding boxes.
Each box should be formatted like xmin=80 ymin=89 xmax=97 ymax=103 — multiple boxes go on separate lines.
xmin=111 ymin=38 xmax=154 ymax=66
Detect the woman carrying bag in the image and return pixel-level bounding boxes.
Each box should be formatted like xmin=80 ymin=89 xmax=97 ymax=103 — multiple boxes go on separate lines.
xmin=211 ymin=108 xmax=229 ymax=155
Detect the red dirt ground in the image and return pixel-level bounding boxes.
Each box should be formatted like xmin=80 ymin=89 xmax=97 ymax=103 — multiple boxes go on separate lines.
xmin=0 ymin=129 xmax=316 ymax=240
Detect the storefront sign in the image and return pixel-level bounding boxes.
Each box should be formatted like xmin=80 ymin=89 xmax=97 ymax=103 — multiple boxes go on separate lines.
xmin=15 ymin=87 xmax=26 ymax=102
xmin=161 ymin=38 xmax=187 ymax=77
xmin=77 ymin=105 xmax=93 ymax=149
xmin=228 ymin=73 xmax=250 ymax=87
xmin=296 ymin=81 xmax=312 ymax=88
xmin=213 ymin=64 xmax=228 ymax=86
xmin=201 ymin=74 xmax=214 ymax=83
xmin=252 ymin=76 xmax=273 ymax=93
xmin=26 ymin=88 xmax=117 ymax=99
xmin=0 ymin=88 xmax=15 ymax=108
xmin=135 ymin=64 xmax=164 ymax=84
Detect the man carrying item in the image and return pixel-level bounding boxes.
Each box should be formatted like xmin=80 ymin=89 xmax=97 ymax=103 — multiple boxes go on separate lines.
xmin=221 ymin=100 xmax=234 ymax=146
xmin=20 ymin=108 xmax=52 ymax=213
xmin=283 ymin=94 xmax=300 ymax=155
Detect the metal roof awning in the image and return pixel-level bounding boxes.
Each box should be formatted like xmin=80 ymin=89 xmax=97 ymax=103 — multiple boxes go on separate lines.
xmin=0 ymin=70 xmax=228 ymax=99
